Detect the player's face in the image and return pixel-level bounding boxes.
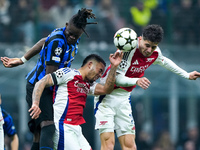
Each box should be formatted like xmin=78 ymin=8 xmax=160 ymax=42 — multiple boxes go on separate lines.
xmin=86 ymin=62 xmax=105 ymax=83
xmin=65 ymin=22 xmax=84 ymax=45
xmin=138 ymin=36 xmax=158 ymax=57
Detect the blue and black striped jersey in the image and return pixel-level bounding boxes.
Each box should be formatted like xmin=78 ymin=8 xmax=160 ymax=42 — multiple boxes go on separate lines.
xmin=2 ymin=109 xmax=17 ymax=137
xmin=26 ymin=27 xmax=80 ymax=85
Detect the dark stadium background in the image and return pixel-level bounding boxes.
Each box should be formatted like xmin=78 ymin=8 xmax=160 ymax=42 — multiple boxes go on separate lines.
xmin=0 ymin=0 xmax=200 ymax=149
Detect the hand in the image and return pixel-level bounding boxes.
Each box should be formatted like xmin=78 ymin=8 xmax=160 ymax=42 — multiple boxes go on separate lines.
xmin=1 ymin=57 xmax=23 ymax=68
xmin=136 ymin=77 xmax=151 ymax=90
xmin=109 ymin=50 xmax=123 ymax=67
xmin=189 ymin=71 xmax=200 ymax=80
xmin=28 ymin=102 xmax=41 ymax=119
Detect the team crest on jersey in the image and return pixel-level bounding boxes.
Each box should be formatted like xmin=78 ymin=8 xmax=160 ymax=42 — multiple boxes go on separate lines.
xmin=146 ymin=58 xmax=154 ymax=62
xmin=55 ymin=70 xmax=64 ymax=78
xmin=55 ymin=47 xmax=62 ymax=56
xmin=72 ymin=49 xmax=75 ymax=57
xmin=119 ymin=59 xmax=127 ymax=69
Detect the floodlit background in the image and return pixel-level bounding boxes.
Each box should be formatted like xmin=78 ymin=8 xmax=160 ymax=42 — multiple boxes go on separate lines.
xmin=0 ymin=0 xmax=200 ymax=149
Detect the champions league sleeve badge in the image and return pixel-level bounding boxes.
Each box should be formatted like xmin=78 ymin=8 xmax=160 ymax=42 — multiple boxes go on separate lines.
xmin=55 ymin=69 xmax=64 ymax=78
xmin=119 ymin=59 xmax=128 ymax=69
xmin=54 ymin=47 xmax=63 ymax=56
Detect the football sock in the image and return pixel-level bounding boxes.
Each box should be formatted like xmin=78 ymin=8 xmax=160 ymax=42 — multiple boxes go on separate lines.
xmin=40 ymin=124 xmax=55 ymax=150
xmin=31 ymin=142 xmax=39 ymax=150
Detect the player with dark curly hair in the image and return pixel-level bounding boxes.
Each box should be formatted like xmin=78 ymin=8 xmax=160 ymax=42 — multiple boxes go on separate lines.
xmin=94 ymin=24 xmax=200 ymax=150
xmin=1 ymin=8 xmax=97 ymax=150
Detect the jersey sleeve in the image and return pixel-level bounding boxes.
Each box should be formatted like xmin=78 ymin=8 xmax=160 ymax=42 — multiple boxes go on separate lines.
xmin=2 ymin=110 xmax=17 ymax=137
xmin=51 ymin=68 xmax=73 ymax=85
xmin=88 ymin=82 xmax=98 ymax=95
xmin=116 ymin=48 xmax=136 ymax=75
xmin=153 ymin=47 xmax=190 ymax=79
xmin=46 ymin=39 xmax=66 ymax=66
xmin=115 ymin=73 xmax=139 ymax=87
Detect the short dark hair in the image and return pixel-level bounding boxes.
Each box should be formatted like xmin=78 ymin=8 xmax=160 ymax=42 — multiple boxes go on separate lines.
xmin=81 ymin=54 xmax=106 ymax=67
xmin=70 ymin=8 xmax=97 ymax=37
xmin=142 ymin=24 xmax=164 ymax=43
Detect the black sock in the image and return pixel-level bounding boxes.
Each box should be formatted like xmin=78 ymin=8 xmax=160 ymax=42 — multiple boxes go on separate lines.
xmin=40 ymin=124 xmax=55 ymax=150
xmin=31 ymin=142 xmax=39 ymax=150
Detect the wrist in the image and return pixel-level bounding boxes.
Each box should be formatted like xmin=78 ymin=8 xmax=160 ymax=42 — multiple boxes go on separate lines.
xmin=33 ymin=101 xmax=39 ymax=106
xmin=20 ymin=56 xmax=27 ymax=63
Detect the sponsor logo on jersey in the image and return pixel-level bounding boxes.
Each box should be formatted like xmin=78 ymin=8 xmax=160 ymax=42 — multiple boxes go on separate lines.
xmin=54 ymin=47 xmax=62 ymax=56
xmin=132 ymin=60 xmax=139 ymax=65
xmin=99 ymin=121 xmax=108 ymax=126
xmin=74 ymin=80 xmax=90 ymax=94
xmin=130 ymin=64 xmax=149 ymax=73
xmin=146 ymin=58 xmax=154 ymax=62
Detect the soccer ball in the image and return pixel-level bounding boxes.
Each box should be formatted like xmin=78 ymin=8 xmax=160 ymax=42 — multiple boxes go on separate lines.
xmin=113 ymin=28 xmax=137 ymax=52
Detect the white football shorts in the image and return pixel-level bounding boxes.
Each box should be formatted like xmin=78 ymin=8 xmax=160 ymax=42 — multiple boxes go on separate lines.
xmin=94 ymin=88 xmax=136 ymax=137
xmin=54 ymin=122 xmax=92 ymax=150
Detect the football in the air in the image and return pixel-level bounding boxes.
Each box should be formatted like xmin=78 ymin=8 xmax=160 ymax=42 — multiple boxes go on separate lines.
xmin=113 ymin=28 xmax=137 ymax=52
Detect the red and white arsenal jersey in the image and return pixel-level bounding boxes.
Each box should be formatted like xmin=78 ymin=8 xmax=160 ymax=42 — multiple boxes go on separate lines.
xmin=100 ymin=45 xmax=189 ymax=92
xmin=51 ymin=67 xmax=97 ymax=125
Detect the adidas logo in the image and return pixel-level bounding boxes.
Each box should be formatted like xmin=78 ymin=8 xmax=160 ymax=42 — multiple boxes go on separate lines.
xmin=132 ymin=60 xmax=139 ymax=65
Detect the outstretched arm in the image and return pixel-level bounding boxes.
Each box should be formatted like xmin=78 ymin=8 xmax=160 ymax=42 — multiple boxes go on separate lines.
xmin=158 ymin=56 xmax=200 ymax=80
xmin=94 ymin=50 xmax=123 ymax=95
xmin=1 ymin=37 xmax=46 ymax=68
xmin=29 ymin=74 xmax=54 ymax=119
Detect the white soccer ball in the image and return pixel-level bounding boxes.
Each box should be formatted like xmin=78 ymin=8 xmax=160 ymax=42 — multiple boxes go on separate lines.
xmin=113 ymin=28 xmax=137 ymax=52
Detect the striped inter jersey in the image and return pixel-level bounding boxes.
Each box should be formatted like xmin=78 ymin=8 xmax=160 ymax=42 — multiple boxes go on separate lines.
xmin=26 ymin=27 xmax=80 ymax=85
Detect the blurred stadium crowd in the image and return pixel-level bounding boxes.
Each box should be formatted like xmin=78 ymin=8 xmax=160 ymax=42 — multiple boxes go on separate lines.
xmin=1 ymin=0 xmax=200 ymax=150
xmin=0 ymin=0 xmax=200 ymax=46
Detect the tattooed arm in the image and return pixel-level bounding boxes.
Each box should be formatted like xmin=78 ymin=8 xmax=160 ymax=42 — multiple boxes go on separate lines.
xmin=94 ymin=51 xmax=123 ymax=95
xmin=94 ymin=65 xmax=118 ymax=95
xmin=29 ymin=74 xmax=54 ymax=119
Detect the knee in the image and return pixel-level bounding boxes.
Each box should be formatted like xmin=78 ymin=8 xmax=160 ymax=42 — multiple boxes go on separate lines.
xmin=100 ymin=133 xmax=115 ymax=150
xmin=120 ymin=134 xmax=137 ymax=150
xmin=125 ymin=142 xmax=137 ymax=150
xmin=104 ymin=140 xmax=115 ymax=150
xmin=124 ymin=139 xmax=137 ymax=150
xmin=41 ymin=123 xmax=55 ymax=135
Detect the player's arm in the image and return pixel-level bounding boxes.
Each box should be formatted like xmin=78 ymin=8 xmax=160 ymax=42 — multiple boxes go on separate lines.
xmin=10 ymin=134 xmax=19 ymax=150
xmin=1 ymin=37 xmax=47 ymax=68
xmin=115 ymin=74 xmax=151 ymax=90
xmin=94 ymin=51 xmax=123 ymax=95
xmin=46 ymin=65 xmax=59 ymax=74
xmin=158 ymin=56 xmax=200 ymax=80
xmin=29 ymin=74 xmax=54 ymax=119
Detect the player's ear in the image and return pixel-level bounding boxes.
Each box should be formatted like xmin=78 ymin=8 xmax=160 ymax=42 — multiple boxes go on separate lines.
xmin=88 ymin=61 xmax=93 ymax=69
